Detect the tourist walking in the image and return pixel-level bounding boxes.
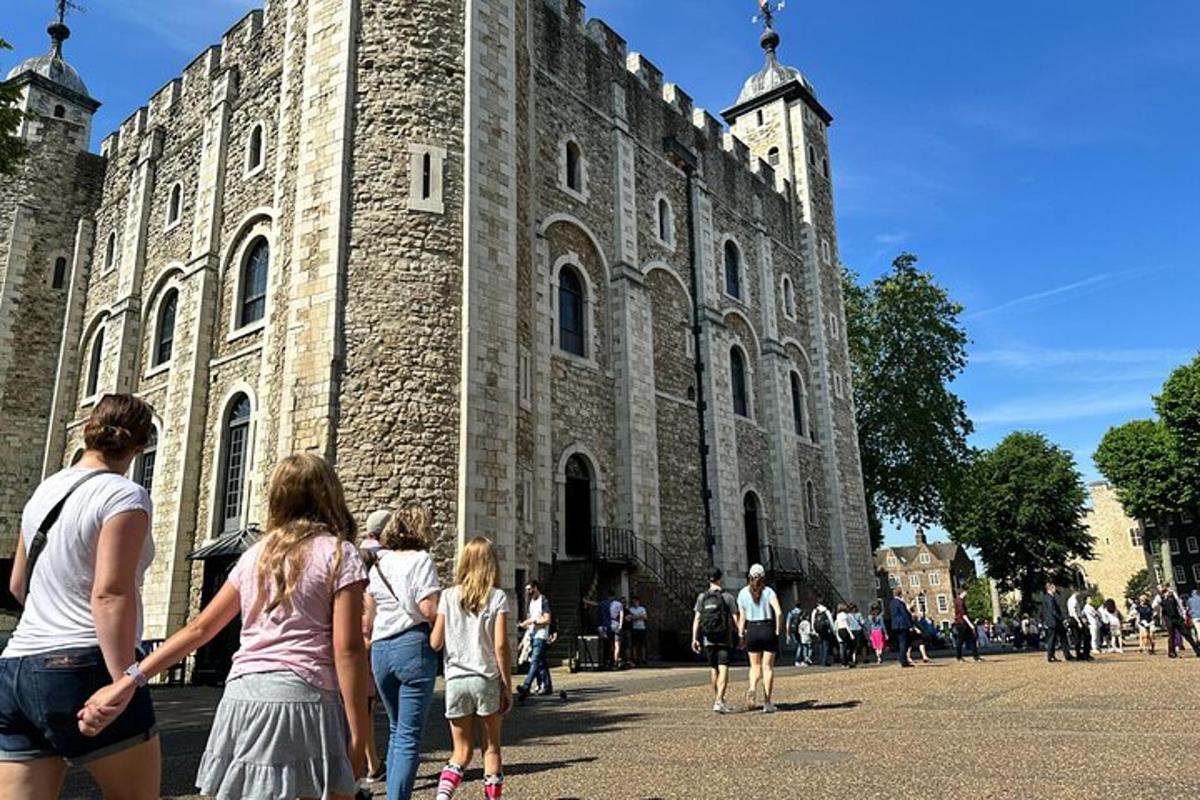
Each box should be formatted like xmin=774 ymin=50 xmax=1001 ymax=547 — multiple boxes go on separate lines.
xmin=1188 ymin=590 xmax=1200 ymax=643
xmin=738 ymin=565 xmax=783 ymax=712
xmin=1135 ymin=596 xmax=1155 ymax=654
xmin=953 ymin=588 xmax=982 ymax=662
xmin=1159 ymin=585 xmax=1200 ymax=658
xmin=627 ymin=596 xmax=648 ymax=666
xmin=609 ymin=594 xmax=626 ymax=668
xmin=79 ymin=452 xmax=373 ymax=800
xmin=1083 ymin=597 xmax=1102 ymax=655
xmin=518 ymin=582 xmax=553 ymax=698
xmin=912 ymin=607 xmax=934 ymax=663
xmin=691 ymin=568 xmax=738 ymax=713
xmin=868 ymin=603 xmax=888 ymax=664
xmin=834 ymin=604 xmax=857 ymax=668
xmin=850 ymin=604 xmax=869 ymax=663
xmin=429 ymin=537 xmax=512 ymax=800
xmin=367 ymin=505 xmax=443 ymax=800
xmin=889 ymin=588 xmax=914 ymax=668
xmin=1067 ymin=590 xmax=1093 ymax=660
xmin=810 ymin=600 xmax=837 ymax=667
xmin=2 ymin=395 xmax=161 ymax=799
xmin=1100 ymin=599 xmax=1123 ymax=653
xmin=785 ymin=601 xmax=805 ymax=666
xmin=1043 ymin=582 xmax=1073 ymax=662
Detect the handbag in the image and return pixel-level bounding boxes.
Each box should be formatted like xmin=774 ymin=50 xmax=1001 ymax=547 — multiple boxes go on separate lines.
xmin=23 ymin=469 xmax=113 ymax=600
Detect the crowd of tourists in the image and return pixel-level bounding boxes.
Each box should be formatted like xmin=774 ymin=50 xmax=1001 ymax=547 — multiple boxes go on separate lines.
xmin=0 ymin=394 xmax=516 ymax=800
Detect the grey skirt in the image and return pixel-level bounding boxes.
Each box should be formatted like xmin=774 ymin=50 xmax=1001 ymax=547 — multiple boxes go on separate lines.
xmin=195 ymin=671 xmax=356 ymax=800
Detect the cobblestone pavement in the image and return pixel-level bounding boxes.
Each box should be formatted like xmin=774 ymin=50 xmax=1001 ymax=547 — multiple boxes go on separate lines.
xmin=63 ymin=648 xmax=1200 ymax=799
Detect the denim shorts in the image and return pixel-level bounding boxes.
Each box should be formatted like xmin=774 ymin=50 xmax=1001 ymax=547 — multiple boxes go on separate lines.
xmin=0 ymin=647 xmax=157 ymax=765
xmin=444 ymin=675 xmax=502 ymax=719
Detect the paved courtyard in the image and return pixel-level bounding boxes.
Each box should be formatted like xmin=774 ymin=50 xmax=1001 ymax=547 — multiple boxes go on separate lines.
xmin=65 ymin=649 xmax=1199 ymax=799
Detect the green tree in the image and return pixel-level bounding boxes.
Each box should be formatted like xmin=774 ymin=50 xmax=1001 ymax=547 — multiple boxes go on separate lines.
xmin=945 ymin=432 xmax=1093 ymax=612
xmin=1155 ymin=355 xmax=1200 ymax=501
xmin=0 ymin=38 xmax=28 ymax=176
xmin=842 ymin=253 xmax=973 ymax=550
xmin=964 ymin=578 xmax=993 ymax=622
xmin=1124 ymin=568 xmax=1152 ymax=604
xmin=1094 ymin=419 xmax=1186 ymax=522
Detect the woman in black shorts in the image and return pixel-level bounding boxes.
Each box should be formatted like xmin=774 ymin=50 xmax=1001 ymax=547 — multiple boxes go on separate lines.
xmin=736 ymin=565 xmax=784 ymax=713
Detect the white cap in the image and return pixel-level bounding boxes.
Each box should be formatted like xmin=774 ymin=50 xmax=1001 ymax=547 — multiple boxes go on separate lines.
xmin=366 ymin=509 xmax=392 ymax=537
xmin=748 ymin=563 xmax=766 ymax=579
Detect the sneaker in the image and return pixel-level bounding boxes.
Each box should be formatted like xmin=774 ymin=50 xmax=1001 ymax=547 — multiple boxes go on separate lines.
xmin=516 ymin=685 xmax=530 ymax=702
xmin=712 ymin=701 xmax=732 ymax=714
xmin=745 ymin=688 xmax=756 ymax=710
xmin=367 ymin=765 xmax=387 ymax=783
xmin=762 ymin=702 xmax=777 ymax=714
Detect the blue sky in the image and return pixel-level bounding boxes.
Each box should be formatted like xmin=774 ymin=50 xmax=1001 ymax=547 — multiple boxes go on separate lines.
xmin=5 ymin=1 xmax=1198 ymax=547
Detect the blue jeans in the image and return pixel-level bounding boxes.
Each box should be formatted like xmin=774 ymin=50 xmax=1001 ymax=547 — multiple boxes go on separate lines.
xmin=522 ymin=637 xmax=551 ymax=692
xmin=372 ymin=626 xmax=437 ymax=800
xmin=796 ymin=640 xmax=812 ymax=664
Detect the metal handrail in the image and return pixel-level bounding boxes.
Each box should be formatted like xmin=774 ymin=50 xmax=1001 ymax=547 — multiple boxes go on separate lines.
xmin=764 ymin=545 xmax=847 ymax=607
xmin=591 ymin=527 xmax=697 ymax=612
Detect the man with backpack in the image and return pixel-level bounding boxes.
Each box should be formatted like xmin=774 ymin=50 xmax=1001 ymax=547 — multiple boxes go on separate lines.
xmin=785 ymin=601 xmax=807 ymax=667
xmin=810 ymin=600 xmax=836 ymax=667
xmin=692 ymin=567 xmax=738 ymax=713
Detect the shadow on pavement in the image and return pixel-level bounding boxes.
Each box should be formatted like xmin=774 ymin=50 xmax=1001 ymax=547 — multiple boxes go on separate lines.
xmin=774 ymin=698 xmax=862 ymax=712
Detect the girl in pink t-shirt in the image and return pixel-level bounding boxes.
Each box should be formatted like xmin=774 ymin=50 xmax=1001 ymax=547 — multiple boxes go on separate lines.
xmin=78 ymin=453 xmax=373 ymax=800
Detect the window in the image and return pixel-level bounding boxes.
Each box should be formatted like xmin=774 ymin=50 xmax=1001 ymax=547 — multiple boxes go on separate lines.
xmin=1154 ymin=565 xmax=1165 ymax=584
xmin=1181 ymin=510 xmax=1194 ymax=524
xmin=936 ymin=595 xmax=949 ymax=614
xmin=407 ymin=143 xmax=447 ymax=213
xmin=53 ymin=104 xmax=65 ymax=118
xmin=1174 ymin=565 xmax=1185 ymax=584
xmin=806 ymin=480 xmax=818 ymax=523
xmin=820 ymin=238 xmax=832 ymax=265
xmin=1187 ymin=536 xmax=1199 ymax=554
xmin=166 ymin=183 xmax=182 ymax=227
xmin=756 ymin=109 xmax=764 ymax=126
xmin=833 ymin=372 xmax=843 ymax=399
xmin=238 ymin=238 xmax=269 ymax=328
xmin=929 ymin=572 xmax=941 ymax=586
xmin=919 ymin=552 xmax=931 ymax=565
xmin=135 ymin=427 xmax=158 ymax=493
xmin=909 ymin=574 xmax=920 ymax=587
xmin=558 ymin=265 xmax=586 ymax=357
xmin=247 ymin=124 xmax=265 ymax=173
xmin=888 ymin=575 xmax=899 ymax=587
xmin=767 ymin=146 xmax=780 ymax=166
xmin=85 ymin=326 xmax=104 ymax=398
xmin=1170 ymin=538 xmax=1180 ymax=555
xmin=821 ymin=157 xmax=830 ymax=180
xmin=781 ymin=276 xmax=795 ymax=319
xmin=104 ymin=233 xmax=116 ymax=270
xmin=730 ymin=347 xmax=749 ymax=418
xmin=724 ymin=240 xmax=741 ymax=299
xmin=518 ymin=348 xmax=531 ymax=406
xmin=1130 ymin=527 xmax=1143 ymax=547
xmin=1194 ymin=564 xmax=1200 ymax=583
xmin=52 ymin=256 xmax=68 ymax=289
xmin=886 ymin=555 xmax=896 ymax=567
xmin=565 ymin=140 xmax=583 ymax=194
xmin=789 ymin=372 xmax=805 ymax=436
xmin=807 ymin=144 xmax=816 ymax=166
xmin=219 ymin=394 xmax=252 ymax=533
xmin=656 ymin=197 xmax=672 ymax=245
xmin=828 ymin=310 xmax=839 ymax=340
xmin=152 ymin=289 xmax=178 ymax=367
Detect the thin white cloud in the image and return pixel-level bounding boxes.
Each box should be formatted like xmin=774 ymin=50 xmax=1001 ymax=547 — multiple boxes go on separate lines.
xmin=965 ymin=265 xmax=1172 ymax=320
xmin=972 ymin=347 xmax=1193 ymax=369
xmin=97 ymin=0 xmax=261 ymax=54
xmin=972 ymin=391 xmax=1153 ymax=426
xmin=873 ymin=231 xmax=910 ymax=245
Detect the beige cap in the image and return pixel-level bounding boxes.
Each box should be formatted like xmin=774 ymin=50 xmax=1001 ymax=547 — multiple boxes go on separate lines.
xmin=366 ymin=509 xmax=392 ymax=537
xmin=748 ymin=563 xmax=766 ymax=579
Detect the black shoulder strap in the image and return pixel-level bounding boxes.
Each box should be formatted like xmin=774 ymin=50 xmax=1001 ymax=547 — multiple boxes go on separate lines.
xmin=24 ymin=469 xmax=114 ymax=596
xmin=372 ymin=555 xmax=401 ymax=602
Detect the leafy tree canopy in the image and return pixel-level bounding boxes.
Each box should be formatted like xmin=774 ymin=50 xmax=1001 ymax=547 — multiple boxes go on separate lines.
xmin=843 ymin=253 xmax=973 ymax=550
xmin=1155 ymin=355 xmax=1200 ymax=494
xmin=0 ymin=38 xmax=28 ymax=176
xmin=1094 ymin=419 xmax=1188 ymax=521
xmin=964 ymin=577 xmax=993 ymax=622
xmin=946 ymin=432 xmax=1092 ymax=610
xmin=1124 ymin=569 xmax=1152 ymax=604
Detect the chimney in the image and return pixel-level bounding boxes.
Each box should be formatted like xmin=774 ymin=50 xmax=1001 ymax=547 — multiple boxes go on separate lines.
xmin=914 ymin=527 xmax=927 ymax=546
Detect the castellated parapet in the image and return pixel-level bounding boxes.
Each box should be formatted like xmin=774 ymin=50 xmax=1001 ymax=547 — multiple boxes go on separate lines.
xmin=0 ymin=0 xmax=874 ymax=645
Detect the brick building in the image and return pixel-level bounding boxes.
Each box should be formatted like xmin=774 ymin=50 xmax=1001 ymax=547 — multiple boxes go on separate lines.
xmin=1 ymin=1 xmax=873 ymax=653
xmin=875 ymin=530 xmax=976 ymax=627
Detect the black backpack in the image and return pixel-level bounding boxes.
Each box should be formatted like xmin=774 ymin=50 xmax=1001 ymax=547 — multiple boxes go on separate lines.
xmin=814 ymin=609 xmax=832 ymax=637
xmin=699 ymin=590 xmax=730 ymax=642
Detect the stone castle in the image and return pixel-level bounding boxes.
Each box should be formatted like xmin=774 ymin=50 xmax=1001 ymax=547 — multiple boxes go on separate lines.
xmin=1 ymin=0 xmax=872 ymax=644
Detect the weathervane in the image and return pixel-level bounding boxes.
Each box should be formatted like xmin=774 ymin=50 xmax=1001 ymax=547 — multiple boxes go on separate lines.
xmin=48 ymin=0 xmax=85 ymax=55
xmin=752 ymin=1 xmax=786 ymax=29
xmin=56 ymin=0 xmax=87 ymax=25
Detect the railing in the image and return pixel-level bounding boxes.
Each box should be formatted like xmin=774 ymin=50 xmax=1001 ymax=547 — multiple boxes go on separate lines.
xmin=764 ymin=545 xmax=847 ymax=608
xmin=592 ymin=526 xmax=697 ymax=613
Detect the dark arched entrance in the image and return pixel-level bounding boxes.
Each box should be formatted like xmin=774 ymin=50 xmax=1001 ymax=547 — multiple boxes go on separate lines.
xmin=564 ymin=454 xmax=593 ymax=557
xmin=744 ymin=492 xmax=761 ymax=566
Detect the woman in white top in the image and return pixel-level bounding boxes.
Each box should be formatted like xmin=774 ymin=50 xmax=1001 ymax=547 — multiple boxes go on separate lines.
xmin=364 ymin=506 xmax=441 ymax=800
xmin=0 ymin=394 xmax=159 ymax=799
xmin=834 ymin=604 xmax=857 ymax=668
xmin=736 ymin=564 xmax=783 ymax=713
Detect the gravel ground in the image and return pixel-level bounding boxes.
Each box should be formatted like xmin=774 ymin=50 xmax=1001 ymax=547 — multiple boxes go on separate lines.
xmin=62 ymin=648 xmax=1200 ymax=799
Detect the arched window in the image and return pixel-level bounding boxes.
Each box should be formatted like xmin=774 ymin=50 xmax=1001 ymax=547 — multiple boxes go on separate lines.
xmin=822 ymin=157 xmax=830 ymax=180
xmin=104 ymin=233 xmax=116 ymax=270
xmin=238 ymin=238 xmax=269 ymax=327
xmin=767 ymin=146 xmax=780 ymax=166
xmin=744 ymin=492 xmax=761 ymax=565
xmin=807 ymin=145 xmax=816 ymax=166
xmin=558 ymin=265 xmax=586 ymax=357
xmin=85 ymin=326 xmax=104 ymax=397
xmin=53 ymin=104 xmax=66 ymax=118
xmin=724 ymin=240 xmax=741 ymax=299
xmin=565 ymin=140 xmax=582 ymax=193
xmin=657 ymin=197 xmax=672 ymax=244
xmin=247 ymin=124 xmax=265 ymax=172
xmin=135 ymin=427 xmax=158 ymax=493
xmin=52 ymin=256 xmax=68 ymax=289
xmin=781 ymin=275 xmax=795 ymax=318
xmin=806 ymin=480 xmax=818 ymax=523
xmin=564 ymin=453 xmax=594 ymax=557
xmin=790 ymin=371 xmax=805 ymax=436
xmin=218 ymin=394 xmax=252 ymax=533
xmin=166 ymin=183 xmax=182 ymax=226
xmin=153 ymin=288 xmax=178 ymax=366
xmin=730 ymin=346 xmax=749 ymax=418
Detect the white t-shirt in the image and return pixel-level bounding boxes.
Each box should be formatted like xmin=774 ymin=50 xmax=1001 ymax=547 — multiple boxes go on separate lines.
xmin=1187 ymin=593 xmax=1200 ymax=618
xmin=366 ymin=549 xmax=440 ymax=642
xmin=3 ymin=468 xmax=153 ymax=659
xmin=527 ymin=595 xmax=550 ymax=640
xmin=438 ymin=586 xmax=509 ymax=681
xmin=736 ymin=586 xmax=777 ymax=622
xmin=627 ymin=604 xmax=647 ymax=630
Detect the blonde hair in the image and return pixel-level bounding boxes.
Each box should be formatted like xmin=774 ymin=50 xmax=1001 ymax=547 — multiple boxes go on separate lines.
xmin=255 ymin=453 xmax=357 ymax=614
xmin=380 ymin=504 xmax=433 ymax=551
xmin=455 ymin=536 xmax=500 ymax=615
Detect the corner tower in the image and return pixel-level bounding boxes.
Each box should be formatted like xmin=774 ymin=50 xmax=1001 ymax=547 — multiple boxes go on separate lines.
xmin=722 ymin=7 xmax=874 ymax=607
